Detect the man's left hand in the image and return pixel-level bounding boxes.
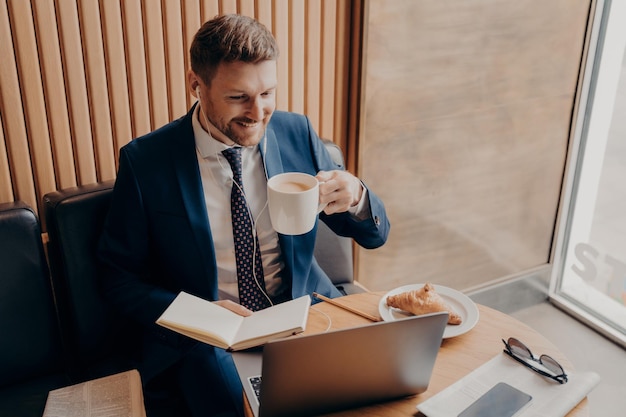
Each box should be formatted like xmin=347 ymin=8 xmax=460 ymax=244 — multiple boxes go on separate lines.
xmin=316 ymin=170 xmax=364 ymax=215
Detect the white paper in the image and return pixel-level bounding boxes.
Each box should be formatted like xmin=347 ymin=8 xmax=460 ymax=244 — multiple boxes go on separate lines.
xmin=417 ymin=354 xmax=600 ymax=417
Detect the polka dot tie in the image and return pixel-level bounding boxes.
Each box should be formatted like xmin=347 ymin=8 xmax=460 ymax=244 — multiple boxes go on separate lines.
xmin=222 ymin=147 xmax=271 ymax=311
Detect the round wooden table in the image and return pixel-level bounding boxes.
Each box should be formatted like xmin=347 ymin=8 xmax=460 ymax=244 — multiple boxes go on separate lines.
xmin=244 ymin=291 xmax=589 ymax=417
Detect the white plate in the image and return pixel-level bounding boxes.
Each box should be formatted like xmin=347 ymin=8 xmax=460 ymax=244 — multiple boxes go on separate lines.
xmin=378 ymin=284 xmax=479 ymax=338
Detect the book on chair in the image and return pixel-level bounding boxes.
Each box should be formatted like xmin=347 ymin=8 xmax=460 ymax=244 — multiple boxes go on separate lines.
xmin=156 ymin=292 xmax=311 ymax=351
xmin=42 ymin=369 xmax=145 ymax=417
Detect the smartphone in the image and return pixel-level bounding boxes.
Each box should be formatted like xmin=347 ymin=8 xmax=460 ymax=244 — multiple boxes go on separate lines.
xmin=458 ymin=382 xmax=532 ymax=417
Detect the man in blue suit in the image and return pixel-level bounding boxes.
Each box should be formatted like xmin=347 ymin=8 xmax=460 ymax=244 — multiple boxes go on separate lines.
xmin=98 ymin=14 xmax=389 ymax=417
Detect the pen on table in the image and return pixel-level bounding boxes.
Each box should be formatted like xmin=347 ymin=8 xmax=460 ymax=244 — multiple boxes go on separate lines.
xmin=312 ymin=292 xmax=381 ymax=322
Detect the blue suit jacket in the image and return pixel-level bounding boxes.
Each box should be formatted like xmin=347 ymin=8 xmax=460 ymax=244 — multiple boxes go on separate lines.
xmin=98 ymin=106 xmax=389 ymax=381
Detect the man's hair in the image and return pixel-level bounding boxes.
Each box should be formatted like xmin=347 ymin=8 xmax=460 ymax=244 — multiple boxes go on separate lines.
xmin=190 ymin=14 xmax=279 ymax=85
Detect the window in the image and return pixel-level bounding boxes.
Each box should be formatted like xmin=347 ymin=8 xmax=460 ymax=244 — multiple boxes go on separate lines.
xmin=550 ymin=0 xmax=626 ymax=347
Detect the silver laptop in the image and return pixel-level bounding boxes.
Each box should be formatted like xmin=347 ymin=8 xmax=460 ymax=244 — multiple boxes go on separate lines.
xmin=233 ymin=311 xmax=448 ymax=417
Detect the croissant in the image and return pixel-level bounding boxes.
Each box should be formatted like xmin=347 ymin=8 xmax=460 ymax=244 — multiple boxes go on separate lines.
xmin=386 ymin=283 xmax=462 ymax=325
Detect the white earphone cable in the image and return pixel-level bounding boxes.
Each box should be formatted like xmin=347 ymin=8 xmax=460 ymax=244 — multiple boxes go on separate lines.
xmin=202 ymin=98 xmax=273 ymax=307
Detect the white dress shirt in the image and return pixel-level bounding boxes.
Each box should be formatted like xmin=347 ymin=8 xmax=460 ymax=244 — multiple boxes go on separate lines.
xmin=192 ymin=105 xmax=286 ymax=302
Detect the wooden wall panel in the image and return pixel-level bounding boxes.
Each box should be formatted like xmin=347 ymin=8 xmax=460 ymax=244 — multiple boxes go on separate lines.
xmin=162 ymin=1 xmax=188 ymax=119
xmin=79 ymin=0 xmax=116 ymax=181
xmin=32 ymin=0 xmax=77 ymax=189
xmin=8 ymin=0 xmax=56 ymax=204
xmin=0 ymin=0 xmax=353 ymax=217
xmin=1 ymin=0 xmax=36 ymax=206
xmin=305 ymin=0 xmax=321 ymax=132
xmin=288 ymin=0 xmax=305 ymax=114
xmin=273 ymin=0 xmax=289 ymax=111
xmin=144 ymin=1 xmax=170 ymax=129
xmin=220 ymin=0 xmax=237 ymax=15
xmin=0 ymin=115 xmax=10 ymax=202
xmin=101 ymin=0 xmax=132 ymax=155
xmin=320 ymin=1 xmax=337 ymax=137
xmin=122 ymin=0 xmax=151 ymax=137
xmin=333 ymin=1 xmax=351 ymax=155
xmin=238 ymin=0 xmax=255 ymax=21
xmin=201 ymin=0 xmax=220 ymax=19
xmin=356 ymin=0 xmax=593 ymax=292
xmin=57 ymin=0 xmax=98 ymax=185
xmin=0 ymin=1 xmax=15 ymax=204
xmin=182 ymin=3 xmax=201 ymax=97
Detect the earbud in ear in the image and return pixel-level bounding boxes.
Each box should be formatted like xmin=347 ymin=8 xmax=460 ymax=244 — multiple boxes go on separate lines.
xmin=195 ymin=86 xmax=201 ymax=98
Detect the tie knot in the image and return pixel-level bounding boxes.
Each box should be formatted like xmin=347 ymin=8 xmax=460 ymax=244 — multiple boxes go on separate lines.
xmin=222 ymin=147 xmax=243 ymax=178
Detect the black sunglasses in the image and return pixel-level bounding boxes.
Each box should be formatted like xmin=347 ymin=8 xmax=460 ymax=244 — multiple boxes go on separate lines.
xmin=502 ymin=337 xmax=568 ymax=384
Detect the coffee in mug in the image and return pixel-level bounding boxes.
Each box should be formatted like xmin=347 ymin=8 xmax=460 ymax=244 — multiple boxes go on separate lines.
xmin=273 ymin=181 xmax=312 ymax=193
xmin=267 ymin=172 xmax=325 ymax=235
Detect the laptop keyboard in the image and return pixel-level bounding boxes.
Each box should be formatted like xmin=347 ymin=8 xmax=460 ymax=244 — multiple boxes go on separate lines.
xmin=248 ymin=376 xmax=262 ymax=404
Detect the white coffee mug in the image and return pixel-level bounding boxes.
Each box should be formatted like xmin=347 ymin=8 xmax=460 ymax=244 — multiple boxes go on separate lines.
xmin=267 ymin=172 xmax=326 ymax=235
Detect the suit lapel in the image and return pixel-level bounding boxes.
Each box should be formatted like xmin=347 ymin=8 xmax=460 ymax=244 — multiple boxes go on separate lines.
xmin=261 ymin=128 xmax=284 ymax=178
xmin=171 ymin=107 xmax=218 ymax=298
xmin=262 ymin=127 xmax=298 ymax=288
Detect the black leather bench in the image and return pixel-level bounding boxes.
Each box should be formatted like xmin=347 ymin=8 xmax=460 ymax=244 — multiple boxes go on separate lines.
xmin=0 ymin=202 xmax=71 ymax=417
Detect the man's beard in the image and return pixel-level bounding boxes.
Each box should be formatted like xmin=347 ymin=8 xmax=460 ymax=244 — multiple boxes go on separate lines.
xmin=202 ymin=101 xmax=269 ymax=147
xmin=218 ymin=117 xmax=266 ymax=146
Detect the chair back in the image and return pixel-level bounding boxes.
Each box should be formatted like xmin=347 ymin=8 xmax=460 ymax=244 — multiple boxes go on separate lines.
xmin=315 ymin=140 xmax=362 ymax=295
xmin=44 ymin=181 xmax=134 ymax=380
xmin=0 ymin=202 xmax=65 ymax=387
